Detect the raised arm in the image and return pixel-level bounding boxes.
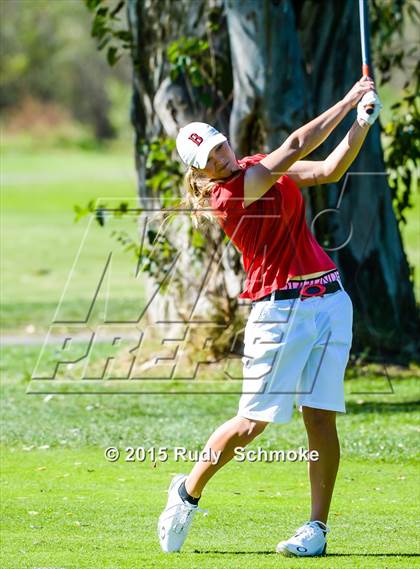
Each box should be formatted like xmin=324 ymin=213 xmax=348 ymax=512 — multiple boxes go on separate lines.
xmin=286 ymin=119 xmax=372 ymax=187
xmin=286 ymin=88 xmax=382 ymax=187
xmin=244 ymin=76 xmax=375 ymax=207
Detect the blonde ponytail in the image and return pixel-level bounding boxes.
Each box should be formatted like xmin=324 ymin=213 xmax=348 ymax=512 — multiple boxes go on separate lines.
xmin=180 ymin=167 xmax=221 ymax=229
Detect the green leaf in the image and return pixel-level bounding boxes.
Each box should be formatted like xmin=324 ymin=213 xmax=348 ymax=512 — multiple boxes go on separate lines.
xmin=114 ymin=30 xmax=132 ymax=43
xmin=96 ymin=7 xmax=108 ymax=18
xmin=110 ymin=0 xmax=125 ymax=18
xmin=91 ymin=16 xmax=109 ymax=40
xmin=85 ymin=0 xmax=102 ymax=11
xmin=107 ymin=46 xmax=121 ymax=66
xmin=95 ymin=208 xmax=106 ymax=227
xmin=97 ymin=35 xmax=111 ymax=51
xmin=191 ymin=230 xmax=206 ymax=249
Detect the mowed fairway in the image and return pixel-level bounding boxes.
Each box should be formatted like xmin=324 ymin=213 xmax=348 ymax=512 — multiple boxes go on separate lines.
xmin=2 ymin=449 xmax=419 ymax=569
xmin=1 ymin=345 xmax=420 ymax=568
xmin=1 ymin=142 xmax=144 ymax=333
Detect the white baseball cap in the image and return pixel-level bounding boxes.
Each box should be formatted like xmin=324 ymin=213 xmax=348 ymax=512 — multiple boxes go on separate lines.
xmin=176 ymin=122 xmax=227 ymax=169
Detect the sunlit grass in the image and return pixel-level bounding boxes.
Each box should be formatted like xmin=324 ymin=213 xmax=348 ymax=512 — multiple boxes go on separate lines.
xmin=1 ymin=343 xmax=419 ymax=568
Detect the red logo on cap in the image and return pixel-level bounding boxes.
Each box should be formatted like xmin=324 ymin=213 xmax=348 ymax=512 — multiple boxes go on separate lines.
xmin=188 ymin=133 xmax=203 ymax=146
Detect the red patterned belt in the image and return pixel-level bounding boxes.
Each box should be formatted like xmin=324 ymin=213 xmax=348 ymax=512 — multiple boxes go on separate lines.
xmin=254 ymin=280 xmax=342 ymax=303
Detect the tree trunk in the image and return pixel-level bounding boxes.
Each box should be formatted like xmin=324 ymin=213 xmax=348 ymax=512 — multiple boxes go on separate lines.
xmin=127 ymin=0 xmax=418 ymax=363
xmin=295 ymin=0 xmax=418 ymax=361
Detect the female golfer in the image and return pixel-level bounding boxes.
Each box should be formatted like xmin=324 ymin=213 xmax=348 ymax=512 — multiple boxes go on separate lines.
xmin=158 ymin=76 xmax=381 ymax=556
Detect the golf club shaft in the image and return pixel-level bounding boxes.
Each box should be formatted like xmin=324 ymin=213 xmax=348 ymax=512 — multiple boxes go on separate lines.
xmin=358 ymin=0 xmax=375 ymax=114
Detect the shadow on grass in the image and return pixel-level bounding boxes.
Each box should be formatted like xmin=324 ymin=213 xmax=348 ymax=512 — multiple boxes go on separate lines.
xmin=345 ymin=400 xmax=420 ymax=414
xmin=193 ymin=550 xmax=420 ymax=557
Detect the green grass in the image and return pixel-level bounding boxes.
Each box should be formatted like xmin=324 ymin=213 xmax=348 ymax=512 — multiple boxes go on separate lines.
xmin=1 ymin=344 xmax=420 ymax=567
xmin=1 ymin=143 xmax=145 ymax=334
xmin=1 ymin=345 xmax=420 ymax=461
xmin=1 ymin=448 xmax=419 ymax=568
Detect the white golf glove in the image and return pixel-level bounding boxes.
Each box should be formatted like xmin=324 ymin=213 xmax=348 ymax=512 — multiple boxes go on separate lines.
xmin=357 ymin=90 xmax=383 ymax=126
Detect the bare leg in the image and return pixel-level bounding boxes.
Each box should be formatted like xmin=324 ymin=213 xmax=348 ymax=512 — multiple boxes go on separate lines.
xmin=185 ymin=416 xmax=268 ymax=498
xmin=302 ymin=407 xmax=340 ymax=524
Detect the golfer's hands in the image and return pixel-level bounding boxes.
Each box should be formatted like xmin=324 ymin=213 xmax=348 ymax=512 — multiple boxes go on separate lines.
xmin=342 ymin=76 xmax=376 ymax=109
xmin=357 ymin=90 xmax=383 ymax=126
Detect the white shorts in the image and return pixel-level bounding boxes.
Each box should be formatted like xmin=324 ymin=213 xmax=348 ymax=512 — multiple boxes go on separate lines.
xmin=237 ymin=285 xmax=353 ymax=424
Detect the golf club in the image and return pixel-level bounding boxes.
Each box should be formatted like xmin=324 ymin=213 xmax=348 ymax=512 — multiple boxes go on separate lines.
xmin=359 ymin=0 xmax=375 ymax=114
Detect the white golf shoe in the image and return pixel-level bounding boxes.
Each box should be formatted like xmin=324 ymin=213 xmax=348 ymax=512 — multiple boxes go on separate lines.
xmin=158 ymin=474 xmax=208 ymax=553
xmin=276 ymin=520 xmax=330 ymax=557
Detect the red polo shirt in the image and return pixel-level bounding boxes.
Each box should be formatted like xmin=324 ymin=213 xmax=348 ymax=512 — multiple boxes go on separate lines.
xmin=210 ymin=153 xmax=337 ymax=301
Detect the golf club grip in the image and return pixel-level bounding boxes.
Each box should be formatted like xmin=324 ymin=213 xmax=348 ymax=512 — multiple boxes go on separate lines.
xmin=362 ymin=64 xmax=375 ymax=115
